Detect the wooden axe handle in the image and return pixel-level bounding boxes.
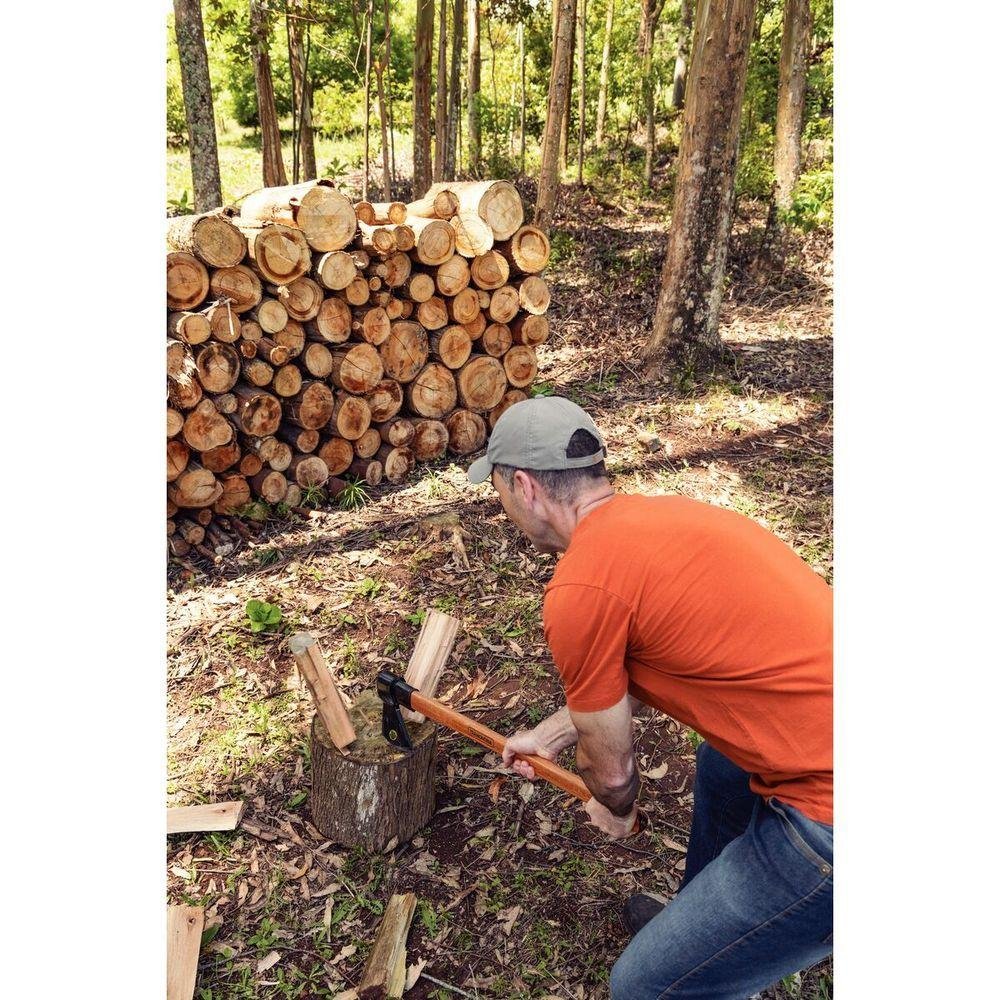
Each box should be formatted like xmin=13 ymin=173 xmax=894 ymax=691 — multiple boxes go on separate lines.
xmin=409 ymin=691 xmax=591 ymax=801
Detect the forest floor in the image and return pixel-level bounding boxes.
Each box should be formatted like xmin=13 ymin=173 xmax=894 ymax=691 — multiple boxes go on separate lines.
xmin=166 ymin=184 xmax=833 ymax=1000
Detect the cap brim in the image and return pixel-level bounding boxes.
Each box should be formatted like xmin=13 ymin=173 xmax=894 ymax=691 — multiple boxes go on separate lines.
xmin=467 ymin=456 xmax=493 ymax=484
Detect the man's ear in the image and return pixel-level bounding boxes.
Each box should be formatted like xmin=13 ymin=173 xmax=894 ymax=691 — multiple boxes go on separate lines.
xmin=513 ymin=469 xmax=536 ymax=506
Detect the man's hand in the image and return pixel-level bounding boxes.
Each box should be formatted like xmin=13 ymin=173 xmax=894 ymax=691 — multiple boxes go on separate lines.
xmin=584 ymin=796 xmax=639 ymax=840
xmin=501 ymin=728 xmax=556 ymax=781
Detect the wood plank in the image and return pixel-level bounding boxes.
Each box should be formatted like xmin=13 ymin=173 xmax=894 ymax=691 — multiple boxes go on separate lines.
xmin=403 ymin=609 xmax=461 ymax=723
xmin=167 ymin=800 xmax=246 ymax=835
xmin=288 ymin=632 xmax=358 ymax=749
xmin=166 ymin=904 xmax=204 ymax=1000
xmin=356 ymin=892 xmax=417 ymax=999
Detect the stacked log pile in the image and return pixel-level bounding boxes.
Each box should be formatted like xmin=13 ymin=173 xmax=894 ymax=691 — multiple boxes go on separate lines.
xmin=166 ymin=180 xmax=551 ymax=559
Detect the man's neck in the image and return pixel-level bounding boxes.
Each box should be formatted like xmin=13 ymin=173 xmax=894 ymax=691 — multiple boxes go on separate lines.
xmin=551 ymin=486 xmax=617 ymax=551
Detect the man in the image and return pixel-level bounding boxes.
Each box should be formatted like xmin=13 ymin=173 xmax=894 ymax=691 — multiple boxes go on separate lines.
xmin=467 ymin=396 xmax=832 ymax=1000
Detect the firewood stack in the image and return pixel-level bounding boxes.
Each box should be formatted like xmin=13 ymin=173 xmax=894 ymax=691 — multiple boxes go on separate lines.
xmin=166 ymin=179 xmax=551 ymax=559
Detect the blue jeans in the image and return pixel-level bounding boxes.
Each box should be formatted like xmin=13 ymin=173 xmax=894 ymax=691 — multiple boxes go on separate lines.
xmin=610 ymin=742 xmax=833 ymax=1000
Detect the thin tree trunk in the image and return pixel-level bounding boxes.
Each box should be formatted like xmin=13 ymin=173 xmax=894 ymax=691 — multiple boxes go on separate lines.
xmin=446 ymin=0 xmax=465 ymax=177
xmin=363 ymin=0 xmax=373 ymax=200
xmin=671 ymin=0 xmax=693 ymax=110
xmin=250 ymin=0 xmax=287 ymax=187
xmin=467 ymin=0 xmax=481 ymax=175
xmin=774 ymin=0 xmax=811 ymax=209
xmin=414 ymin=0 xmax=435 ymax=196
xmin=559 ymin=0 xmax=577 ymax=175
xmin=646 ymin=0 xmax=758 ymax=364
xmin=487 ymin=16 xmax=499 ymax=167
xmin=288 ymin=0 xmax=317 ymax=181
xmin=536 ymin=0 xmax=576 ymax=232
xmin=519 ymin=20 xmax=526 ymax=173
xmin=375 ymin=60 xmax=392 ymax=197
xmin=595 ymin=0 xmax=614 ymax=147
xmin=173 ymin=0 xmax=222 ymax=210
xmin=639 ymin=0 xmax=664 ymax=192
xmin=383 ymin=0 xmax=396 ymax=185
xmin=576 ymin=0 xmax=586 ymax=185
xmin=434 ymin=0 xmax=448 ymax=181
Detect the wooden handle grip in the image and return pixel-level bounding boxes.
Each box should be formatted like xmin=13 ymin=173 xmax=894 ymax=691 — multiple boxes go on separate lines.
xmin=409 ymin=691 xmax=591 ymax=802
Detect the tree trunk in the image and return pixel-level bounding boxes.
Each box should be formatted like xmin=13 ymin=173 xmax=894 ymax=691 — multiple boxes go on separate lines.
xmin=576 ymin=0 xmax=587 ymax=185
xmin=414 ymin=0 xmax=435 ymax=197
xmin=383 ymin=0 xmax=397 ymax=186
xmin=446 ymin=0 xmax=465 ymax=177
xmin=671 ymin=0 xmax=693 ymax=110
xmin=535 ymin=0 xmax=576 ymax=232
xmin=287 ymin=0 xmax=317 ymax=180
xmin=559 ymin=0 xmax=577 ymax=176
xmin=172 ymin=0 xmax=222 ymax=211
xmin=375 ymin=61 xmax=392 ymax=199
xmin=434 ymin=0 xmax=448 ymax=182
xmin=250 ymin=0 xmax=287 ymax=187
xmin=519 ymin=21 xmax=526 ymax=173
xmin=646 ymin=0 xmax=757 ymax=365
xmin=774 ymin=0 xmax=811 ymax=210
xmin=363 ymin=0 xmax=374 ymax=201
xmin=467 ymin=0 xmax=481 ymax=175
xmin=595 ymin=0 xmax=614 ymax=146
xmin=639 ymin=0 xmax=664 ymax=191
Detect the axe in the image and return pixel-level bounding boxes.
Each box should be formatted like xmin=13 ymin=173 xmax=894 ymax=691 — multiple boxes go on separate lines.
xmin=377 ymin=670 xmax=642 ymax=834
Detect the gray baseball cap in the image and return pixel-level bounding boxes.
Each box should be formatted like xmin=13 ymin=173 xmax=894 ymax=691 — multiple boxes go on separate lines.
xmin=467 ymin=396 xmax=607 ymax=484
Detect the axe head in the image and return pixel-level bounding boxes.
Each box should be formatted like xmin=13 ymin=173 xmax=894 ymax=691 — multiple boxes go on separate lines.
xmin=376 ymin=670 xmax=417 ymax=750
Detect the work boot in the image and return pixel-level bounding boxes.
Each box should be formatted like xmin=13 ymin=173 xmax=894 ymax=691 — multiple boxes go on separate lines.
xmin=622 ymin=892 xmax=669 ymax=936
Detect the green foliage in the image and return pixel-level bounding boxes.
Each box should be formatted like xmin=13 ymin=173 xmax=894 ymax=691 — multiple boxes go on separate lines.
xmin=337 ymin=477 xmax=370 ymax=510
xmin=405 ymin=609 xmax=427 ymax=627
xmin=245 ymin=599 xmax=282 ymax=633
xmin=737 ymin=122 xmax=776 ymax=200
xmin=530 ymin=381 xmax=555 ymax=397
xmin=355 ymin=576 xmax=384 ymax=600
xmin=168 ymin=189 xmax=192 ymax=214
xmin=781 ymin=168 xmax=833 ymax=232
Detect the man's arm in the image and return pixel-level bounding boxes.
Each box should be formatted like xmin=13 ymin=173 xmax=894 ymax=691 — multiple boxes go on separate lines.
xmin=570 ymin=692 xmax=639 ymax=819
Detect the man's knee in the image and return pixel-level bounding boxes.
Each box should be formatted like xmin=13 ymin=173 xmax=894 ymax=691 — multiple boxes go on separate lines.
xmin=609 ymin=948 xmax=644 ymax=1000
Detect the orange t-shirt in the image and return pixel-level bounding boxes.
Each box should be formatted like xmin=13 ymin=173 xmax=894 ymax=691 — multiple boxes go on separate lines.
xmin=543 ymin=494 xmax=833 ymax=825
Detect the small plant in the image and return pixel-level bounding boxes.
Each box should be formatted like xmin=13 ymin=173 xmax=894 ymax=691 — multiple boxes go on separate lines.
xmin=237 ymin=500 xmax=270 ymax=522
xmin=405 ymin=609 xmax=427 ymax=627
xmin=432 ymin=594 xmax=459 ymax=614
xmin=286 ymin=790 xmax=308 ymax=810
xmin=245 ymin=599 xmax=283 ymax=633
xmin=255 ymin=547 xmax=280 ymax=568
xmin=340 ymin=636 xmax=361 ymax=678
xmin=338 ymin=477 xmax=370 ymax=510
xmin=686 ymin=729 xmax=704 ymax=751
xmin=355 ymin=576 xmax=383 ymax=600
xmin=323 ymin=155 xmax=348 ymax=183
xmin=530 ymin=381 xmax=555 ymax=397
xmin=300 ymin=484 xmax=327 ymax=509
xmin=383 ymin=632 xmax=408 ymax=656
xmin=526 ymin=705 xmax=544 ymax=725
xmin=168 ymin=189 xmax=191 ymax=214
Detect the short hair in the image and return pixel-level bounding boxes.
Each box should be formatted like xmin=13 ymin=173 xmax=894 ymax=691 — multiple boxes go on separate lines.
xmin=494 ymin=428 xmax=608 ymax=503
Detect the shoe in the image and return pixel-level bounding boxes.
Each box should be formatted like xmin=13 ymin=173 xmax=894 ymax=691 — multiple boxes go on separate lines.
xmin=622 ymin=892 xmax=669 ymax=936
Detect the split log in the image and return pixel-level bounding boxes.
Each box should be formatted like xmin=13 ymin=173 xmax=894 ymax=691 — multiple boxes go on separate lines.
xmin=498 ymin=224 xmax=551 ymax=274
xmin=195 ymin=343 xmax=241 ymax=393
xmin=329 ymin=392 xmax=372 ymax=441
xmin=240 ymin=180 xmax=357 ymax=251
xmin=476 ymin=288 xmax=491 ymax=309
xmin=372 ymin=251 xmax=412 ymax=288
xmin=514 ymin=275 xmax=551 ymax=315
xmin=284 ymin=381 xmax=335 ymax=430
xmin=306 ymin=297 xmax=352 ymax=344
xmin=434 ymin=254 xmax=471 ymax=296
xmin=400 ymin=272 xmax=436 ymax=303
xmin=416 ymin=296 xmax=448 ymax=331
xmin=166 ymin=252 xmax=209 ymax=311
xmin=406 ymin=363 xmax=458 ymax=419
xmin=429 ymin=326 xmax=473 ymax=369
xmin=317 ymin=436 xmax=355 ymax=476
xmin=250 ymin=468 xmax=288 ymax=503
xmin=358 ymin=222 xmax=396 ymax=255
xmin=371 ymin=201 xmax=409 ymax=224
xmin=166 ymin=408 xmax=185 ymax=439
xmin=277 ymin=424 xmax=320 ymax=453
xmin=488 ymin=285 xmax=520 ymax=323
xmin=330 ymin=343 xmax=384 ymax=394
xmin=166 ymin=212 xmax=247 ymax=268
xmin=365 ymin=379 xmax=404 ymax=423
xmin=356 ymin=893 xmax=418 ymax=1000
xmin=288 ymin=453 xmax=330 ymax=488
xmin=166 ymin=905 xmax=204 ymax=1000
xmin=470 ymin=249 xmax=510 ymax=290
xmin=379 ymin=322 xmax=429 ymax=383
xmin=239 ymin=222 xmax=312 ymax=285
xmin=301 ymin=342 xmax=334 ymax=379
xmin=341 ymin=276 xmax=371 ymax=305
xmin=242 ymin=358 xmax=274 ymax=387
xmin=510 ymin=312 xmax=550 ymax=346
xmin=213 ymin=474 xmax=252 ymax=513
xmin=353 ymin=427 xmax=383 ymax=459
xmin=209 ymin=265 xmax=262 ymax=313
xmin=456 ymin=355 xmax=508 ymax=412
xmin=446 ymin=288 xmax=482 ymax=325
xmin=312 ymin=250 xmax=358 ymax=290
xmin=450 ymin=212 xmax=494 ymax=258
xmin=407 ymin=217 xmax=456 ymax=266
xmin=309 ymin=688 xmax=434 ymax=850
xmin=352 ymin=305 xmax=392 ymax=346
xmin=232 ymin=384 xmax=282 ymax=437
xmin=256 ymin=337 xmax=290 ymax=366
xmin=403 ymin=609 xmax=461 ymax=720
xmin=200 ymin=438 xmax=242 ymax=473
xmin=248 ymin=297 xmax=289 ymax=334
xmin=273 ymin=318 xmax=306 ymax=358
xmin=288 ymin=632 xmax=357 ymax=748
xmin=429 ymin=179 xmax=524 ymax=239
xmin=480 ymin=322 xmax=513 ymax=358
xmin=167 ymin=311 xmax=211 ymax=345
xmin=376 ymin=417 xmax=415 ymax=447
xmin=269 ymin=276 xmax=324 ymax=321
xmin=272 ymin=363 xmax=303 ymax=398
xmin=445 ymin=408 xmax=488 ymax=456
xmin=489 ymin=389 xmax=528 ymax=428
xmin=407 ymin=188 xmax=459 ymax=219
xmin=410 ymin=419 xmax=449 ymax=460
xmin=349 ymin=457 xmax=383 ymax=485
xmin=167 ymin=441 xmax=190 ymax=482
xmin=503 ymin=345 xmax=539 ymax=388
xmin=182 ymin=399 xmax=233 ymax=451
xmin=377 ymin=444 xmax=416 ymax=483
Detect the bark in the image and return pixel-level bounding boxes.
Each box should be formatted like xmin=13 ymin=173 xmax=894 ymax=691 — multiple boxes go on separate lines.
xmin=363 ymin=0 xmax=374 ymax=201
xmin=595 ymin=0 xmax=614 ymax=146
xmin=447 ymin=0 xmax=466 ymax=177
xmin=413 ymin=0 xmax=435 ymax=197
xmin=250 ymin=0 xmax=287 ymax=187
xmin=287 ymin=0 xmax=317 ymax=180
xmin=576 ymin=0 xmax=587 ymax=185
xmin=434 ymin=0 xmax=448 ymax=182
xmin=467 ymin=0 xmax=481 ymax=175
xmin=774 ymin=0 xmax=812 ymax=210
xmin=646 ymin=0 xmax=757 ymax=364
xmin=535 ymin=0 xmax=576 ymax=232
xmin=671 ymin=0 xmax=694 ymax=110
xmin=639 ymin=0 xmax=666 ymax=191
xmin=172 ymin=0 xmax=222 ymax=211
xmin=375 ymin=58 xmax=392 ymax=199
xmin=383 ymin=0 xmax=397 ymax=186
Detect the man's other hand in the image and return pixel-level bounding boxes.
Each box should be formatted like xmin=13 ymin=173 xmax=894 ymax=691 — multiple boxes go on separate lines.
xmin=583 ymin=796 xmax=639 ymax=839
xmin=502 ymin=728 xmax=556 ymax=780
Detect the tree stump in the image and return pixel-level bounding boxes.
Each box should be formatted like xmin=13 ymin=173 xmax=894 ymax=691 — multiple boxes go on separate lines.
xmin=310 ymin=689 xmax=436 ymax=851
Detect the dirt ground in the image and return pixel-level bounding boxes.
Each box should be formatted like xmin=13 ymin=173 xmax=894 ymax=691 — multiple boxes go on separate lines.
xmin=167 ymin=187 xmax=833 ymax=1000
